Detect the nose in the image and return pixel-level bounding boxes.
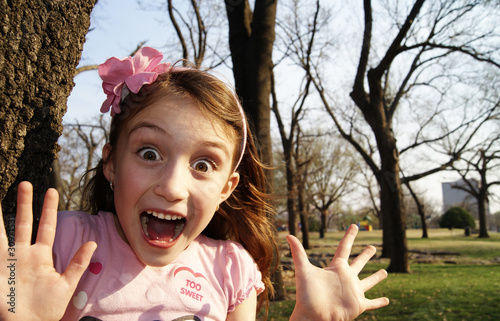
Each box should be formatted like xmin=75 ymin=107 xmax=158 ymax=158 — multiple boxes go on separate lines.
xmin=153 ymin=160 xmax=189 ymax=202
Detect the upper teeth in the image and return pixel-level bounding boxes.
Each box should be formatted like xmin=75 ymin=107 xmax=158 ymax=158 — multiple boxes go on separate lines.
xmin=147 ymin=211 xmax=183 ymax=220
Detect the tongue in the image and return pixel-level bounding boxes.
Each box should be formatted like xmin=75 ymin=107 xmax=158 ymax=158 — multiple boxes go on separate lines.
xmin=147 ymin=216 xmax=177 ymax=241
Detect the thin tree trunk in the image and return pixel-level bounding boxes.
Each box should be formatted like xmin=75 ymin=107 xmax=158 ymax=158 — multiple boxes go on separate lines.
xmin=320 ymin=209 xmax=327 ymax=238
xmin=298 ymin=180 xmax=309 ymax=250
xmin=477 ymin=157 xmax=490 ymax=238
xmin=477 ymin=189 xmax=489 ymax=238
xmin=405 ymin=181 xmax=428 ymax=238
xmin=418 ymin=204 xmax=429 ymax=239
xmin=285 ymin=150 xmax=297 ymax=236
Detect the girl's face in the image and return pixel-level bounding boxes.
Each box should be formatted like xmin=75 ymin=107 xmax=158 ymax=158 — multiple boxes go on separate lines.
xmin=103 ymin=95 xmax=240 ymax=266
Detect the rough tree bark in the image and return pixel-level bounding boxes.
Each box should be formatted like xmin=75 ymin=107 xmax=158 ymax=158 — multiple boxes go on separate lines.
xmin=0 ymin=0 xmax=96 ymax=241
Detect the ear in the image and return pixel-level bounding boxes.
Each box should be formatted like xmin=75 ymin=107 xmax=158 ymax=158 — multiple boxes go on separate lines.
xmin=219 ymin=172 xmax=240 ymax=204
xmin=102 ymin=143 xmax=114 ymax=182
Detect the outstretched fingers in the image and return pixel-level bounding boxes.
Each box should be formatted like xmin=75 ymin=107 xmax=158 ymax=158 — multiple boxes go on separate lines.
xmin=286 ymin=234 xmax=310 ymax=271
xmin=35 ymin=188 xmax=59 ymax=247
xmin=350 ymin=245 xmax=377 ymax=274
xmin=15 ymin=182 xmax=34 ymax=244
xmin=332 ymin=224 xmax=358 ymax=262
xmin=361 ymin=269 xmax=388 ymax=292
xmin=364 ymin=296 xmax=390 ymax=311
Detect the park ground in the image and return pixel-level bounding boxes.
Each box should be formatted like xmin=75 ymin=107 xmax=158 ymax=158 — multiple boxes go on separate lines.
xmin=258 ymin=228 xmax=500 ymax=320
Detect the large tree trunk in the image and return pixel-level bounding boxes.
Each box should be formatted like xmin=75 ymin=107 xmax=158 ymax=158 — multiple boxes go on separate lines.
xmin=225 ymin=0 xmax=275 ymax=167
xmin=349 ymin=95 xmax=410 ymax=272
xmin=0 ymin=0 xmax=96 ymax=241
xmin=375 ymin=129 xmax=409 ymax=272
xmin=225 ymin=0 xmax=286 ymax=300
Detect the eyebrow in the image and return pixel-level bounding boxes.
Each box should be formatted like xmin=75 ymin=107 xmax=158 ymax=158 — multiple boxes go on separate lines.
xmin=128 ymin=121 xmax=167 ymax=136
xmin=129 ymin=121 xmax=232 ymax=157
xmin=200 ymin=141 xmax=231 ymax=158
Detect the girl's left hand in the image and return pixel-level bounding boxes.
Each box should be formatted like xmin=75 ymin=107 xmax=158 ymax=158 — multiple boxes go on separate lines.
xmin=288 ymin=224 xmax=389 ymax=321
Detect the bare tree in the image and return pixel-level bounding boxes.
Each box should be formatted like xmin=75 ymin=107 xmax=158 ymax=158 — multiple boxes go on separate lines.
xmin=140 ymin=0 xmax=229 ymax=69
xmin=270 ymin=0 xmax=322 ymax=237
xmin=270 ymin=68 xmax=308 ymax=237
xmin=306 ymin=134 xmax=358 ymax=238
xmin=304 ymin=0 xmax=500 ymax=273
xmin=58 ymin=116 xmax=109 ymax=210
xmin=0 ymin=0 xmax=96 ymax=240
xmin=168 ymin=0 xmax=207 ymax=67
xmin=295 ymin=133 xmax=312 ymax=249
xmin=448 ymin=129 xmax=500 ymax=238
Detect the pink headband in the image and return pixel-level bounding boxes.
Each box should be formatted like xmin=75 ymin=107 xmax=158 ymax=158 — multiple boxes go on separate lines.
xmin=98 ymin=47 xmax=247 ymax=171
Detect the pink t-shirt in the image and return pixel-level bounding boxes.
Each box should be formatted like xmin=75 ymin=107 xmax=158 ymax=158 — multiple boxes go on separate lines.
xmin=53 ymin=211 xmax=264 ymax=321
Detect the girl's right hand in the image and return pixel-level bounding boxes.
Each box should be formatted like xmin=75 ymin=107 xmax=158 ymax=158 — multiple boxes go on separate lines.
xmin=0 ymin=181 xmax=96 ymax=321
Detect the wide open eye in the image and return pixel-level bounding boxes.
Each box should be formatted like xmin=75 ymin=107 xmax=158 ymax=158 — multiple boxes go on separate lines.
xmin=191 ymin=159 xmax=216 ymax=173
xmin=138 ymin=148 xmax=160 ymax=161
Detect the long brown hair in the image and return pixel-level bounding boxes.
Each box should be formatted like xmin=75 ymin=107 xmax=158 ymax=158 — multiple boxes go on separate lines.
xmin=82 ymin=68 xmax=278 ymax=312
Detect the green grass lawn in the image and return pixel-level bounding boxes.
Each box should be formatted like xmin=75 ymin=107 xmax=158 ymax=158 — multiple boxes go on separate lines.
xmin=358 ymin=264 xmax=500 ymax=321
xmin=260 ymin=229 xmax=500 ymax=320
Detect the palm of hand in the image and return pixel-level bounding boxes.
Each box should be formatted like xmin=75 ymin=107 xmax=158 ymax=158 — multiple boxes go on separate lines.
xmin=0 ymin=182 xmax=96 ymax=321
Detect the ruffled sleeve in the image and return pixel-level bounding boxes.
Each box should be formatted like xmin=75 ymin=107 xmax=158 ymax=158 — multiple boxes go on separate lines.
xmin=223 ymin=241 xmax=265 ymax=312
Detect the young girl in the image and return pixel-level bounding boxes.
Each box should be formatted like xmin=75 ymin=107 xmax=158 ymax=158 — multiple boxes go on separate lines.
xmin=0 ymin=47 xmax=389 ymax=320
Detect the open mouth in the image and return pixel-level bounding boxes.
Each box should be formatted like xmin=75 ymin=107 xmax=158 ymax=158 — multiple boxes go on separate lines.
xmin=140 ymin=211 xmax=186 ymax=242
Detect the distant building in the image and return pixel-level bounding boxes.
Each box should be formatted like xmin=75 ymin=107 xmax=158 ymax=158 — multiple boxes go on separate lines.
xmin=442 ymin=179 xmax=490 ymax=219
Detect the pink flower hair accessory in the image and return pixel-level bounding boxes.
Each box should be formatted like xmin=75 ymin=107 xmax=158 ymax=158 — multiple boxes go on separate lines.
xmin=98 ymin=47 xmax=171 ymax=116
